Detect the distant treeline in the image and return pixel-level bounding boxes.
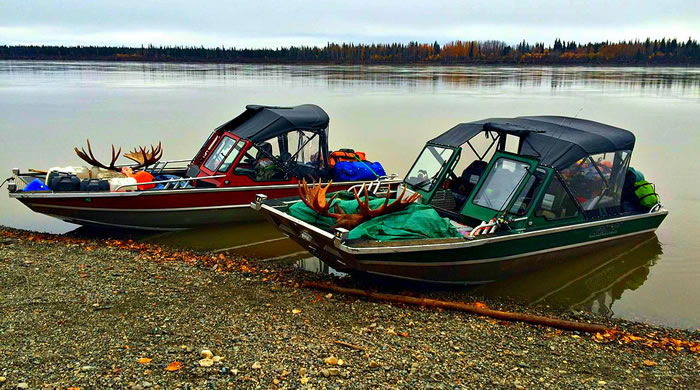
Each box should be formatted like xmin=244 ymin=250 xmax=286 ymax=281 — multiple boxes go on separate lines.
xmin=1 ymin=38 xmax=699 ymax=65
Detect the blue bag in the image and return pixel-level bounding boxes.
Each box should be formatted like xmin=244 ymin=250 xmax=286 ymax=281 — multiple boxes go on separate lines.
xmin=23 ymin=178 xmax=50 ymax=192
xmin=332 ymin=161 xmax=386 ymax=181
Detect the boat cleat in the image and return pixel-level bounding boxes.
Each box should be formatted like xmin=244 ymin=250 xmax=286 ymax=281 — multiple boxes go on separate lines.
xmin=333 ymin=228 xmax=349 ymax=248
xmin=251 ymin=194 xmax=268 ymax=210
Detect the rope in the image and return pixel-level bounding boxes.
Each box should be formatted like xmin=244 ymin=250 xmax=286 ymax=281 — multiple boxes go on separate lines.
xmin=353 ymin=156 xmax=380 ymax=179
xmin=0 ymin=177 xmax=11 ymax=189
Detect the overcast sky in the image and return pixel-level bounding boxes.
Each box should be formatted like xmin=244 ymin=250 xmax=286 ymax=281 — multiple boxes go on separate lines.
xmin=2 ymin=0 xmax=698 ymax=48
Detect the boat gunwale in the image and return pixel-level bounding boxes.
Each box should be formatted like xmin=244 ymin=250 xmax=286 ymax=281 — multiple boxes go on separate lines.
xmin=9 ymin=179 xmax=401 ymax=200
xmin=259 ymin=202 xmax=668 ymax=255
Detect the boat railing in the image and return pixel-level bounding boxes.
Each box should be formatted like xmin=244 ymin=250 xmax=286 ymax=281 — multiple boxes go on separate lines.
xmin=346 ymin=174 xmax=399 ymax=195
xmin=105 ymin=159 xmax=191 ymax=174
xmin=467 ymin=216 xmax=528 ymax=239
xmin=113 ymin=174 xmax=226 ymax=192
xmin=649 ymin=203 xmax=663 ymax=213
xmin=148 ymin=159 xmax=192 ymax=175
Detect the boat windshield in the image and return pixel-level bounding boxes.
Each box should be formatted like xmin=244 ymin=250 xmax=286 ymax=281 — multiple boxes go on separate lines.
xmin=405 ymin=145 xmax=455 ymax=192
xmin=473 ymin=158 xmax=531 ymax=211
xmin=203 ymin=136 xmax=238 ymax=172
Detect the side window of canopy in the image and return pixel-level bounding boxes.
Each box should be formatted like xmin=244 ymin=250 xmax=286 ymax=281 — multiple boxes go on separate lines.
xmin=535 ymin=176 xmax=579 ymax=220
xmin=285 ymin=130 xmax=324 ymax=168
xmin=560 ymin=150 xmax=631 ymax=211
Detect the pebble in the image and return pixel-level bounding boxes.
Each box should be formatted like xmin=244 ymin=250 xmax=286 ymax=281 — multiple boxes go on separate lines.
xmin=199 ymin=358 xmax=214 ymax=367
xmin=0 ymin=377 xmax=6 ymax=383
xmin=200 ymin=349 xmax=214 ymax=359
xmin=212 ymin=355 xmax=224 ymax=363
xmin=2 ymin=227 xmax=697 ymax=390
xmin=324 ymin=356 xmax=338 ymax=365
xmin=16 ymin=384 xmax=29 ymax=389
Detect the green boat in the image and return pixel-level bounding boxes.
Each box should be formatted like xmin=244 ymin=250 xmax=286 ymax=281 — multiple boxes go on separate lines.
xmin=253 ymin=116 xmax=667 ymax=284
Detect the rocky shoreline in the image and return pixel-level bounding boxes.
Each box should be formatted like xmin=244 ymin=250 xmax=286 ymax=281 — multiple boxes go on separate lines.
xmin=0 ymin=227 xmax=697 ymax=389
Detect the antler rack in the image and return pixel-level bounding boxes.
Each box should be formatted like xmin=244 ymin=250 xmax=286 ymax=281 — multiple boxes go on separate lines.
xmin=123 ymin=142 xmax=163 ymax=169
xmin=74 ymin=139 xmax=122 ymax=172
xmin=74 ymin=139 xmax=163 ymax=172
xmin=298 ymin=179 xmax=420 ymax=230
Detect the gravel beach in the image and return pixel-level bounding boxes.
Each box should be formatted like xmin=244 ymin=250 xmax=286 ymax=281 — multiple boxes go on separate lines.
xmin=0 ymin=227 xmax=697 ymax=389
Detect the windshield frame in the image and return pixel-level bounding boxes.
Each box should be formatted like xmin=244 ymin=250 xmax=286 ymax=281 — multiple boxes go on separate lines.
xmin=201 ymin=134 xmax=241 ymax=174
xmin=460 ymin=151 xmax=538 ymax=222
xmin=471 ymin=157 xmax=532 ymax=212
xmin=404 ymin=144 xmax=458 ymax=195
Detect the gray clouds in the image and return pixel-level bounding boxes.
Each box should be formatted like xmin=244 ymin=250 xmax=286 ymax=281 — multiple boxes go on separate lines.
xmin=1 ymin=0 xmax=697 ymax=47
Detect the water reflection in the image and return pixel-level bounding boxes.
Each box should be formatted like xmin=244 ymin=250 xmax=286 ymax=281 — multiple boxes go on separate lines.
xmin=472 ymin=234 xmax=662 ymax=318
xmin=291 ymin=234 xmax=662 ymax=321
xmin=1 ymin=61 xmax=697 ymax=328
xmin=2 ymin=61 xmax=698 ymax=95
xmin=296 ymin=256 xmax=346 ymax=277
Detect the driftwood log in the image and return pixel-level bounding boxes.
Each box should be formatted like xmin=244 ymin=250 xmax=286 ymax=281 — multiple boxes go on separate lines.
xmin=303 ymin=281 xmax=609 ymax=334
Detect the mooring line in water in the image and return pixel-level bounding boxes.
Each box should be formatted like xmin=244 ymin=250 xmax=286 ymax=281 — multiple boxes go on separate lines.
xmin=211 ymin=237 xmax=289 ymax=253
xmin=303 ymin=281 xmax=609 ymax=334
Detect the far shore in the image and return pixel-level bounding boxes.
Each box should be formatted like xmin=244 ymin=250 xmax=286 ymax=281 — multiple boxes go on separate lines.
xmin=2 ymin=57 xmax=699 ymax=68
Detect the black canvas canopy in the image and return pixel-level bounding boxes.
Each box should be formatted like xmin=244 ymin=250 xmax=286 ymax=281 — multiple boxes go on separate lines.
xmin=429 ymin=116 xmax=635 ymax=170
xmin=215 ymin=104 xmax=330 ymax=143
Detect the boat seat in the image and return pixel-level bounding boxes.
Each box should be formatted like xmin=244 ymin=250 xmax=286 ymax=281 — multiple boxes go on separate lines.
xmin=451 ymin=160 xmax=488 ymax=209
xmin=279 ymin=151 xmax=292 ymax=163
xmin=257 ymin=142 xmax=273 ymax=159
xmin=184 ymin=164 xmax=200 ymax=178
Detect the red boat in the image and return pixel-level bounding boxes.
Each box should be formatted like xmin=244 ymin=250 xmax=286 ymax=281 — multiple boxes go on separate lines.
xmin=8 ymin=104 xmax=397 ymax=230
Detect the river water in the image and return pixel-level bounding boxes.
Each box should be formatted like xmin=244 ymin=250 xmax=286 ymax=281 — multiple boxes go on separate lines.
xmin=0 ymin=61 xmax=698 ymax=329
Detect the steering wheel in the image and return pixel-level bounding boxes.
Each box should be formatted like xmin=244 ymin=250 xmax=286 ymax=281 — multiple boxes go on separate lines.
xmin=412 ymin=170 xmax=441 ymax=190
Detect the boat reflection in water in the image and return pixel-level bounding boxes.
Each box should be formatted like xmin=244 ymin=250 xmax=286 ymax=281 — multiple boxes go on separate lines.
xmin=69 ymin=221 xmax=661 ymax=319
xmin=293 ymin=233 xmax=662 ymax=319
xmin=472 ymin=233 xmax=662 ymax=317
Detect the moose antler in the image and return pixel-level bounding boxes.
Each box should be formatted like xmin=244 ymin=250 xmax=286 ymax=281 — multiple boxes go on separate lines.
xmin=297 ymin=180 xmax=421 ymax=230
xmin=353 ymin=183 xmax=421 ymax=220
xmin=123 ymin=142 xmax=163 ymax=169
xmin=74 ymin=140 xmax=163 ymax=171
xmin=298 ymin=178 xmax=342 ymax=218
xmin=74 ymin=139 xmax=122 ymax=172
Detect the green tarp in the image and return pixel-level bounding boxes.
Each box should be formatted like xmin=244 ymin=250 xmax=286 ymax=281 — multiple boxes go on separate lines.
xmin=288 ymin=193 xmax=462 ymax=241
